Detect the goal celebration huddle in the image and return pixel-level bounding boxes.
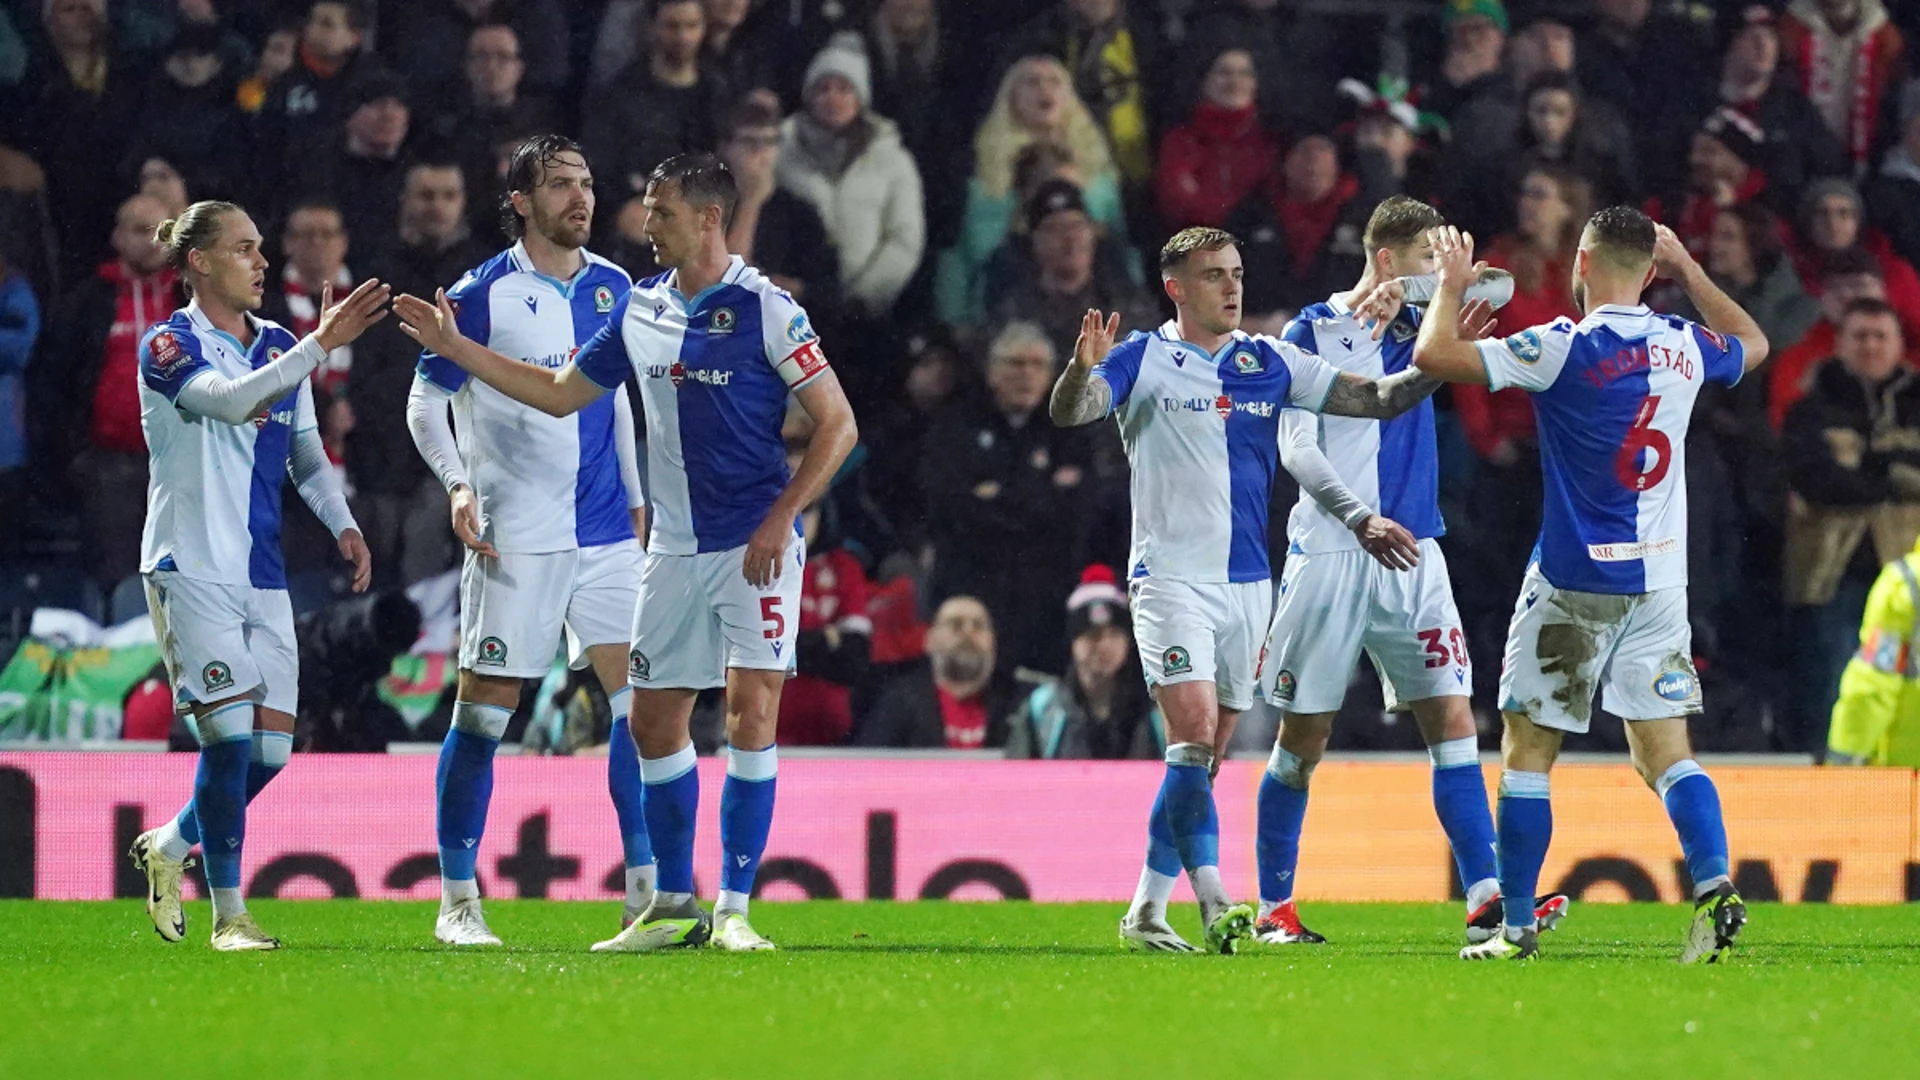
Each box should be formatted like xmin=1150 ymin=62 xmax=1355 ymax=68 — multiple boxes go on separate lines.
xmin=126 ymin=134 xmax=1759 ymax=963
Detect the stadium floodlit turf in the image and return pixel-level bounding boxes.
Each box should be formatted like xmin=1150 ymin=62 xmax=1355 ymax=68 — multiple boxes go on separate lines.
xmin=4 ymin=901 xmax=1914 ymax=1078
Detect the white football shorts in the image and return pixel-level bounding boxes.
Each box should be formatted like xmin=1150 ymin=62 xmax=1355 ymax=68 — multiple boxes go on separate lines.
xmin=1499 ymin=564 xmax=1702 ymax=734
xmin=626 ymin=534 xmax=805 ymax=690
xmin=1130 ymin=577 xmax=1273 ymax=712
xmin=1261 ymin=538 xmax=1471 ymax=713
xmin=459 ymin=539 xmax=642 ymax=678
xmin=143 ymin=570 xmax=298 ymax=716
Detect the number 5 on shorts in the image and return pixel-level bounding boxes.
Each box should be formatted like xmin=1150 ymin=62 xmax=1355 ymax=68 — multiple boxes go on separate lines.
xmin=760 ymin=597 xmax=785 ymax=640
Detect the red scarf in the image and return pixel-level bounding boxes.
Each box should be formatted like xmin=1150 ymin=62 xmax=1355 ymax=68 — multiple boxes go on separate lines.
xmin=1785 ymin=4 xmax=1901 ymax=167
xmin=937 ymin=685 xmax=988 ymax=749
xmin=1276 ymin=173 xmax=1360 ymax=270
xmin=89 ymin=261 xmax=178 ymax=454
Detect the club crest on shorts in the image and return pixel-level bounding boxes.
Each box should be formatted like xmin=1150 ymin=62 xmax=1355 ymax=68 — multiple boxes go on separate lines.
xmin=1163 ymin=646 xmax=1193 ymax=676
xmin=629 ymin=648 xmax=651 ymax=682
xmin=476 ymin=636 xmax=508 ymax=667
xmin=1274 ymin=669 xmax=1296 ymax=704
xmin=709 ymin=307 xmax=736 ymax=334
xmin=594 ymin=284 xmax=616 ymax=313
xmin=201 ymin=661 xmax=234 ymax=692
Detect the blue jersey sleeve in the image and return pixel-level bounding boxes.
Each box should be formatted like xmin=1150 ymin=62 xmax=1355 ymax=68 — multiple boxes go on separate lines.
xmin=1280 ymin=316 xmax=1319 ymax=356
xmin=1092 ymin=333 xmax=1150 ymax=411
xmin=139 ymin=323 xmax=211 ymax=402
xmin=416 ymin=273 xmax=494 ymax=391
xmin=1692 ymin=323 xmax=1745 ymax=387
xmin=573 ymin=288 xmax=634 ymax=390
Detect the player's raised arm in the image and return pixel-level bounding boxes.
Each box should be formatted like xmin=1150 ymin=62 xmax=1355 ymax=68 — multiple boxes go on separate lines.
xmin=395 ymin=289 xmax=606 ymax=417
xmin=165 ymin=279 xmax=391 ymax=426
xmin=1050 ymin=309 xmax=1118 ymax=426
xmin=1413 ymin=226 xmax=1496 ymax=385
xmin=1653 ymin=223 xmax=1769 ymax=372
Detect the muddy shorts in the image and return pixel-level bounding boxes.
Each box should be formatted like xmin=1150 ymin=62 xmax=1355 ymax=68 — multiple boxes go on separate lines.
xmin=1498 ymin=564 xmax=1701 ymax=734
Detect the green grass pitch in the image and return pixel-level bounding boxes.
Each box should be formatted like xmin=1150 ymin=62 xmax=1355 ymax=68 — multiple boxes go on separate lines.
xmin=3 ymin=900 xmax=1915 ymax=1078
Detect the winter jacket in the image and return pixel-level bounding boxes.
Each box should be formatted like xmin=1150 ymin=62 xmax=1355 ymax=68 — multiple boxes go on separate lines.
xmin=935 ymin=172 xmax=1129 ymax=328
xmin=1866 ymin=148 xmax=1920 ymax=274
xmin=1828 ymin=536 xmax=1920 ymax=764
xmin=1153 ymin=101 xmax=1278 ymax=230
xmin=778 ymin=112 xmax=926 ymax=314
xmin=0 ymin=271 xmax=39 ymax=469
xmin=1003 ymin=672 xmax=1163 ymax=760
xmin=1778 ymin=0 xmax=1909 ymax=169
xmin=1782 ymin=360 xmax=1920 ymax=605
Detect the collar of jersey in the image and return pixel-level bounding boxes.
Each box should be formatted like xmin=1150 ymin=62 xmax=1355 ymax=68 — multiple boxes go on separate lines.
xmin=668 ymin=255 xmax=747 ymax=311
xmin=1589 ymin=303 xmax=1652 ymax=317
xmin=1155 ymin=320 xmax=1248 ymax=364
xmin=187 ymin=298 xmax=259 ymax=356
xmin=508 ymin=240 xmax=594 ymax=299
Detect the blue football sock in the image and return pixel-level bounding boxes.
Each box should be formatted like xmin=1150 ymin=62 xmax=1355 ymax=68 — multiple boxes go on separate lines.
xmin=1159 ymin=744 xmax=1219 ymax=873
xmin=1656 ymin=760 xmax=1730 ymax=896
xmin=1144 ymin=774 xmax=1183 ymax=880
xmin=1429 ymin=737 xmax=1498 ymax=903
xmin=719 ymin=744 xmax=777 ymax=904
xmin=605 ymin=692 xmax=653 ymax=872
xmin=1496 ymin=770 xmax=1553 ymax=929
xmin=1256 ymin=744 xmax=1313 ymax=904
xmin=641 ymin=743 xmax=700 ymax=895
xmin=175 ymin=729 xmax=292 ymax=847
xmin=436 ymin=702 xmax=510 ymax=883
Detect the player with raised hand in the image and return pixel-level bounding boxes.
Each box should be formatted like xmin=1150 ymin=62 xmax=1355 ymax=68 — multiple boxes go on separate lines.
xmin=1413 ymin=210 xmax=1768 ymax=962
xmin=405 ymin=135 xmax=652 ymax=948
xmin=1051 ymin=226 xmax=1449 ymax=954
xmin=127 ymin=200 xmax=386 ymax=951
xmin=1250 ymin=197 xmax=1573 ymax=948
xmin=396 ymin=153 xmax=857 ymax=954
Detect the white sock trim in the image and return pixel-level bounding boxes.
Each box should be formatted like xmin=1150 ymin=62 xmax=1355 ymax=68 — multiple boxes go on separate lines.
xmin=1166 ymin=742 xmax=1213 ymax=768
xmin=252 ymin=729 xmax=293 ymax=768
xmin=1134 ymin=866 xmax=1178 ymax=911
xmin=1655 ymin=758 xmax=1706 ymax=801
xmin=606 ymin=686 xmax=633 ymax=719
xmin=641 ymin=742 xmax=698 ymax=785
xmin=726 ymin=743 xmax=778 ymax=782
xmin=155 ymin=816 xmax=192 ymax=862
xmin=1266 ymin=743 xmax=1315 ymax=789
xmin=1428 ymin=736 xmax=1479 ymax=770
xmin=451 ymin=700 xmax=512 ymax=740
xmin=442 ymin=876 xmax=480 ymax=907
xmin=716 ymin=889 xmax=751 ymax=916
xmin=196 ymin=700 xmax=255 ymax=744
xmin=1499 ymin=769 xmax=1551 ymax=799
xmin=211 ymin=886 xmax=246 ymax=921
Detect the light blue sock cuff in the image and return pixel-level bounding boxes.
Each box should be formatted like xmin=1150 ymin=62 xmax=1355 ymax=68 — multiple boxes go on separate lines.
xmin=1166 ymin=742 xmax=1213 ymax=769
xmin=642 ymin=743 xmax=698 ymax=784
xmin=1428 ymin=736 xmax=1478 ymax=769
xmin=727 ymin=744 xmax=778 ymax=781
xmin=252 ymin=729 xmax=293 ymax=768
xmin=1499 ymin=770 xmax=1551 ymax=799
xmin=451 ymin=700 xmax=513 ymax=740
xmin=1655 ymin=759 xmax=1707 ymax=800
xmin=607 ymin=686 xmax=633 ymax=719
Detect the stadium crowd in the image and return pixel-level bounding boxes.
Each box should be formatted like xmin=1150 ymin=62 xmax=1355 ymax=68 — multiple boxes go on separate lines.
xmin=2 ymin=0 xmax=1919 ymax=760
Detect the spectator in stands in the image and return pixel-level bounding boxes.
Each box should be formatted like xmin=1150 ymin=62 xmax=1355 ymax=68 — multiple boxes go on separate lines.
xmin=1696 ymin=203 xmax=1821 ymax=370
xmin=1794 ymin=180 xmax=1920 ymax=347
xmin=1769 ymin=248 xmax=1896 ymax=429
xmin=1867 ymin=81 xmax=1920 ymax=272
xmin=346 ymin=161 xmax=488 ymax=587
xmin=1510 ymin=72 xmax=1636 ymax=213
xmin=20 ymin=0 xmax=136 ymax=283
xmin=863 ymin=327 xmax=970 ymax=547
xmin=133 ymin=157 xmax=190 ymax=218
xmin=43 ymin=193 xmax=178 ymax=591
xmin=720 ymin=99 xmax=838 ymax=312
xmin=988 ymin=179 xmax=1155 ymax=361
xmin=858 ymin=595 xmax=1013 ymax=749
xmin=0 ymin=251 xmax=40 ymax=513
xmin=1783 ymin=298 xmax=1920 ymax=754
xmin=387 ymin=0 xmax=570 ymax=109
xmin=1577 ymin=0 xmax=1716 ymax=167
xmin=863 ymin=0 xmax=963 ymax=241
xmin=996 ymin=1 xmax=1157 ymax=198
xmin=919 ymin=321 xmax=1090 ymax=672
xmin=778 ymin=499 xmax=874 ymax=746
xmin=422 ymin=23 xmax=558 ymax=243
xmin=1154 ymin=46 xmax=1274 ymax=232
xmin=1236 ymin=133 xmax=1366 ymax=320
xmin=701 ymin=0 xmax=773 ymax=105
xmin=126 ymin=24 xmax=247 ymax=204
xmin=1713 ymin=6 xmax=1848 ymax=212
xmin=1777 ymin=0 xmax=1906 ymax=171
xmin=310 ymin=69 xmax=415 ymax=250
xmin=1455 ymin=165 xmax=1588 ymax=590
xmin=255 ymin=1 xmax=374 ymax=207
xmin=260 ymin=200 xmax=355 ymax=461
xmin=778 ymin=34 xmax=925 ymax=316
xmin=1005 ymin=566 xmax=1163 ymax=760
xmin=582 ymin=0 xmax=725 ymax=215
xmin=1647 ymin=107 xmax=1774 ymax=259
xmin=235 ymin=21 xmax=299 ymax=115
xmin=1180 ymin=0 xmax=1339 ymax=139
xmin=1427 ymin=0 xmax=1515 ymax=236
xmin=938 ymin=55 xmax=1124 ymax=328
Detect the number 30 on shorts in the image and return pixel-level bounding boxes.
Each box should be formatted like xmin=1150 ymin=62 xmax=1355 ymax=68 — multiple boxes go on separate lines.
xmin=1419 ymin=628 xmax=1468 ymax=669
xmin=760 ymin=597 xmax=785 ymax=640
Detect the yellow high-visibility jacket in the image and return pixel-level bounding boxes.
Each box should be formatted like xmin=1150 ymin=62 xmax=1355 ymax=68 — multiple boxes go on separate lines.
xmin=1828 ymin=539 xmax=1920 ymax=765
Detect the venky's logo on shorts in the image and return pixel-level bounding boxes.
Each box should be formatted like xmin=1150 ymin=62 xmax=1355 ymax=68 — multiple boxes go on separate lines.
xmin=476 ymin=637 xmax=509 ymax=667
xmin=1162 ymin=646 xmax=1193 ymax=676
xmin=1653 ymin=668 xmax=1698 ymax=703
xmin=202 ymin=661 xmax=235 ymax=692
xmin=1274 ymin=670 xmax=1296 ymax=704
xmin=628 ymin=648 xmax=651 ymax=682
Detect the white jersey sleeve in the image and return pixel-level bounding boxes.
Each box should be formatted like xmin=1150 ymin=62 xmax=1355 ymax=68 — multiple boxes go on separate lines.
xmin=1271 ymin=336 xmax=1341 ymax=411
xmin=1474 ymin=318 xmax=1577 ymax=393
xmin=759 ymin=287 xmax=830 ymax=390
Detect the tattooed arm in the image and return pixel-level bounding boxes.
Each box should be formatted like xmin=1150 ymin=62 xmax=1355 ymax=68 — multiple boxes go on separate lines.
xmin=1318 ymin=367 xmax=1446 ymax=419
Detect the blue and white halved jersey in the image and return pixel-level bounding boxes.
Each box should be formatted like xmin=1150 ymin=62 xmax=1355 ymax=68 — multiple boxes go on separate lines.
xmin=418 ymin=242 xmax=635 ymax=554
xmin=1094 ymin=320 xmax=1341 ymax=583
xmin=573 ymin=255 xmax=828 ymax=556
xmin=138 ymin=302 xmax=314 ymax=589
xmin=1475 ymin=304 xmax=1744 ymax=594
xmin=1280 ymin=295 xmax=1444 ymax=554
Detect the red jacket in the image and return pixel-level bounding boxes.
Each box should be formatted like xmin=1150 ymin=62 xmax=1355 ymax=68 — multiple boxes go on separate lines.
xmin=1153 ymin=102 xmax=1277 ymax=230
xmin=1644 ymin=170 xmax=1770 ymax=261
xmin=777 ymin=548 xmax=874 ymax=746
xmin=1779 ymin=5 xmax=1907 ymax=167
xmin=88 ymin=261 xmax=179 ymax=455
xmin=1452 ymin=236 xmax=1581 ymax=458
xmin=1789 ymin=230 xmax=1920 ymax=347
